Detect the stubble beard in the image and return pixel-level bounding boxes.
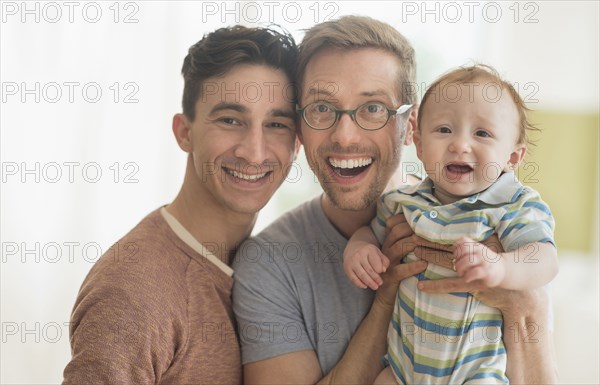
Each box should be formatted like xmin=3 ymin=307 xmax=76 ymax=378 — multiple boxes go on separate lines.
xmin=308 ymin=144 xmax=402 ymax=212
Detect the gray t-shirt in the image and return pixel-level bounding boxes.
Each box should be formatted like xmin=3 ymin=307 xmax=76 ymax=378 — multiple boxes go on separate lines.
xmin=232 ymin=196 xmax=375 ymax=375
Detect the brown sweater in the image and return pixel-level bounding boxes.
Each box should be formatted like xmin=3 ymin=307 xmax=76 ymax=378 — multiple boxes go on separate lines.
xmin=63 ymin=209 xmax=241 ymax=384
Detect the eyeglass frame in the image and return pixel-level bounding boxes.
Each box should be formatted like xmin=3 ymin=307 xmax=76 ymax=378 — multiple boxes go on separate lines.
xmin=296 ymin=101 xmax=413 ymax=131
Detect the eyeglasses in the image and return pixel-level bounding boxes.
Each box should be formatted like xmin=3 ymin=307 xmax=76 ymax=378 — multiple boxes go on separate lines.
xmin=297 ymin=101 xmax=412 ymax=131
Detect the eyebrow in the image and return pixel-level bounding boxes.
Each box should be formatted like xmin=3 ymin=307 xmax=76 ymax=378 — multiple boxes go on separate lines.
xmin=271 ymin=109 xmax=295 ymax=119
xmin=210 ymin=102 xmax=294 ymax=119
xmin=305 ymin=87 xmax=336 ymax=99
xmin=360 ymin=89 xmax=389 ymax=98
xmin=305 ymin=87 xmax=393 ymax=101
xmin=209 ymin=102 xmax=248 ymax=115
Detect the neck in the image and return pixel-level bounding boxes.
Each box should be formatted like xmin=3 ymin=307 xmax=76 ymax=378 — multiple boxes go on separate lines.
xmin=166 ymin=165 xmax=256 ymax=265
xmin=433 ymin=184 xmax=465 ymax=205
xmin=321 ymin=194 xmax=377 ymax=239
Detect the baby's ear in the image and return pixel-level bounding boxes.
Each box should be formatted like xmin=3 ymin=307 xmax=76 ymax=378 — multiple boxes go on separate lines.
xmin=506 ymin=145 xmax=527 ymax=171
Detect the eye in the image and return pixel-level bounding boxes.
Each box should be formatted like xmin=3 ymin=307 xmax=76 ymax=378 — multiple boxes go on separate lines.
xmin=219 ymin=117 xmax=241 ymax=126
xmin=267 ymin=121 xmax=295 ymax=130
xmin=438 ymin=126 xmax=452 ymax=133
xmin=309 ymin=102 xmax=334 ymax=114
xmin=363 ymin=103 xmax=386 ymax=114
xmin=475 ymin=129 xmax=492 ymax=138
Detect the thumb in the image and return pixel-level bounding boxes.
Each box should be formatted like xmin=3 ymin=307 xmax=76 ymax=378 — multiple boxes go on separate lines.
xmin=376 ymin=260 xmax=427 ymax=307
xmin=390 ymin=260 xmax=427 ymax=283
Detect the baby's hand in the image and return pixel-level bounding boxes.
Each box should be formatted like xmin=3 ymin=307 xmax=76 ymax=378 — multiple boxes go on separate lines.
xmin=452 ymin=236 xmax=505 ymax=288
xmin=343 ymin=243 xmax=390 ymax=290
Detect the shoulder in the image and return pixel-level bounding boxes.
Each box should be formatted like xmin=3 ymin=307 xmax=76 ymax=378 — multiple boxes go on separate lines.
xmin=234 ymin=199 xmax=315 ymax=273
xmin=259 ymin=198 xmax=321 ymax=239
xmin=233 ymin=196 xmax=344 ymax=287
xmin=506 ymin=183 xmax=552 ymax=217
xmin=380 ymin=178 xmax=430 ymax=209
xmin=236 ymin=197 xmax=323 ymax=261
xmin=77 ymin=210 xmax=190 ymax=318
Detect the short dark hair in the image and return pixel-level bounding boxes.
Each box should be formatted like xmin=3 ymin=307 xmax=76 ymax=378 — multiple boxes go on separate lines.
xmin=181 ymin=25 xmax=298 ymax=120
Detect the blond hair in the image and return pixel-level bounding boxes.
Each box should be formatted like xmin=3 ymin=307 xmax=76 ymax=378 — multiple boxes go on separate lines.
xmin=297 ymin=15 xmax=417 ymax=105
xmin=418 ymin=64 xmax=538 ymax=146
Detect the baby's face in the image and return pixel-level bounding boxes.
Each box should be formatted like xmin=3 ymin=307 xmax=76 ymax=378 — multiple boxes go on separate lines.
xmin=415 ymin=78 xmax=525 ymax=203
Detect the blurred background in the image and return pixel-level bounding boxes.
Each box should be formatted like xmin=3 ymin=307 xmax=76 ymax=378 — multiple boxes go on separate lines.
xmin=1 ymin=1 xmax=598 ymax=383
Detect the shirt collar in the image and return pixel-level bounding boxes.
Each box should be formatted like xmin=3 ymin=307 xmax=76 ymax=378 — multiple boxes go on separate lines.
xmin=410 ymin=172 xmax=523 ymax=205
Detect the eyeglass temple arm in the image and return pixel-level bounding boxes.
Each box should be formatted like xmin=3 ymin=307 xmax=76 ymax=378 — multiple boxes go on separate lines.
xmin=395 ymin=104 xmax=413 ymax=115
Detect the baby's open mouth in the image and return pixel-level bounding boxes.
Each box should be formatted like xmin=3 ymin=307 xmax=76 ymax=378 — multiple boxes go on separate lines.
xmin=445 ymin=163 xmax=473 ymax=174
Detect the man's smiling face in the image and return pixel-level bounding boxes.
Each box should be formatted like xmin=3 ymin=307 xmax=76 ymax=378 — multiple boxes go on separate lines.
xmin=179 ymin=64 xmax=298 ymax=216
xmin=299 ymin=48 xmax=408 ymax=211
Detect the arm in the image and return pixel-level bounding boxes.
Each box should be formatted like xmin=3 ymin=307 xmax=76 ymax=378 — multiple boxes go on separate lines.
xmin=500 ymin=287 xmax=559 ymax=385
xmin=344 ymin=226 xmax=390 ymax=290
xmin=63 ymin=284 xmax=173 ymax=384
xmin=453 ymin=238 xmax=558 ymax=290
xmin=242 ymin=260 xmax=428 ymax=385
xmin=479 ymin=186 xmax=558 ymax=290
xmin=241 ymin=190 xmax=418 ymax=385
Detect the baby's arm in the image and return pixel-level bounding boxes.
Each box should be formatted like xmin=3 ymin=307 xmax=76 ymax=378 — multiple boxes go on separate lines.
xmin=453 ymin=237 xmax=558 ymax=290
xmin=344 ymin=226 xmax=390 ymax=290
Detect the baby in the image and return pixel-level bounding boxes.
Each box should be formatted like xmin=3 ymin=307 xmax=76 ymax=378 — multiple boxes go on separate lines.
xmin=344 ymin=64 xmax=557 ymax=384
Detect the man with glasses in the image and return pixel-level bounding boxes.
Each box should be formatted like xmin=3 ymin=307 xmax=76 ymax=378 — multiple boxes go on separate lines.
xmin=233 ymin=16 xmax=557 ymax=384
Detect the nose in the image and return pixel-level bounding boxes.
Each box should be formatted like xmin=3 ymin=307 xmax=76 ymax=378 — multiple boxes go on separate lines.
xmin=449 ymin=134 xmax=471 ymax=154
xmin=329 ymin=112 xmax=362 ymax=147
xmin=234 ymin=124 xmax=268 ymax=165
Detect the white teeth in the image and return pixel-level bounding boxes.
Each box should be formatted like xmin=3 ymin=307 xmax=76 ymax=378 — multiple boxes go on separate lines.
xmin=229 ymin=170 xmax=267 ymax=181
xmin=329 ymin=158 xmax=373 ymax=169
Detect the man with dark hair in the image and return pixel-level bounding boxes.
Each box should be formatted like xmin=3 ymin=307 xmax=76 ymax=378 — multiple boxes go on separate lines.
xmin=63 ymin=25 xmax=300 ymax=384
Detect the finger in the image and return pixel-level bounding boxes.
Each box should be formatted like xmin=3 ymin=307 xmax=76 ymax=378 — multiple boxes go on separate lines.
xmin=414 ymin=246 xmax=454 ymax=269
xmin=454 ymin=255 xmax=480 ymax=275
xmin=413 ymin=236 xmax=454 ymax=252
xmin=376 ymin=260 xmax=428 ymax=307
xmin=382 ymin=215 xmax=413 ymax=250
xmin=417 ymin=277 xmax=483 ymax=293
xmin=462 ymin=267 xmax=486 ymax=283
xmin=367 ymin=252 xmax=385 ymax=274
xmin=381 ymin=254 xmax=390 ymax=272
xmin=453 ymin=236 xmax=474 ymax=256
xmin=385 ymin=212 xmax=408 ymax=229
xmin=455 ymin=235 xmax=474 ymax=245
xmin=347 ymin=271 xmax=367 ymax=289
xmin=343 ymin=261 xmax=357 ymax=278
xmin=388 ymin=260 xmax=428 ymax=283
xmin=482 ymin=234 xmax=503 ymax=253
xmin=357 ymin=265 xmax=381 ymax=290
xmin=382 ymin=234 xmax=418 ymax=266
xmin=360 ymin=259 xmax=384 ymax=287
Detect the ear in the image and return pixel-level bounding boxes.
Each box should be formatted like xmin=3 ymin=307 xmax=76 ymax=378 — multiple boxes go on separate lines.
xmin=172 ymin=113 xmax=193 ymax=153
xmin=505 ymin=145 xmax=527 ymax=171
xmin=293 ymin=137 xmax=302 ymax=160
xmin=413 ymin=126 xmax=424 ymax=162
xmin=411 ymin=106 xmax=423 ymax=162
xmin=297 ymin=123 xmax=305 ymax=145
xmin=403 ymin=106 xmax=418 ymax=146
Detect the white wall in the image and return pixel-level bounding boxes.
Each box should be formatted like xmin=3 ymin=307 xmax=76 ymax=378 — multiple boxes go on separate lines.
xmin=1 ymin=1 xmax=598 ymax=383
